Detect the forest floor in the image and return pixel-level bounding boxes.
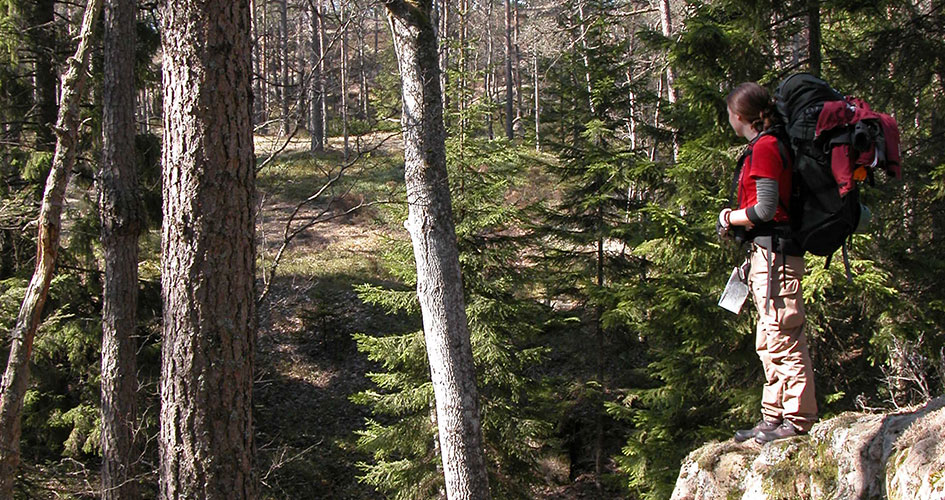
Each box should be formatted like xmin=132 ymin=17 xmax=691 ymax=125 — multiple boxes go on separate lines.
xmin=18 ymin=132 xmax=626 ymax=499
xmin=253 ymin=132 xmax=400 ymax=499
xmin=250 ymin=132 xmax=630 ymax=499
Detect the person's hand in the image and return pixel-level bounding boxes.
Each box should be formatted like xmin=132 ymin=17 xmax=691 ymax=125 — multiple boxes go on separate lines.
xmin=718 ymin=208 xmax=732 ymax=229
xmin=716 ymin=208 xmax=732 ymax=240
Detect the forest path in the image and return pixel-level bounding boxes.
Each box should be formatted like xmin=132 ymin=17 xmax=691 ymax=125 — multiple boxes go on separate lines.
xmin=252 ymin=132 xmax=405 ymax=499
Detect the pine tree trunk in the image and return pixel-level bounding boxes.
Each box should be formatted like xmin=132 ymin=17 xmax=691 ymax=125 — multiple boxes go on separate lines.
xmin=807 ymin=0 xmax=822 ymax=77
xmin=319 ymin=0 xmax=328 ymax=144
xmin=459 ymin=0 xmax=468 ymax=145
xmin=512 ymin=0 xmax=523 ymax=135
xmin=101 ymin=0 xmax=140 ymax=497
xmin=383 ymin=1 xmax=491 ymax=498
xmin=158 ymin=0 xmax=256 ymax=497
xmin=0 ymin=0 xmax=102 ymax=495
xmin=485 ymin=0 xmax=494 ymax=140
xmin=310 ymin=1 xmax=325 ymax=152
xmin=341 ymin=5 xmax=350 ymax=161
xmin=504 ymin=0 xmax=514 ymax=139
xmin=259 ymin=2 xmax=270 ymax=132
xmin=29 ymin=0 xmax=58 ymax=151
xmin=280 ymin=0 xmax=291 ymax=135
xmin=252 ymin=0 xmax=263 ymax=124
xmin=437 ymin=0 xmax=450 ymax=118
xmin=358 ymin=18 xmax=368 ymax=119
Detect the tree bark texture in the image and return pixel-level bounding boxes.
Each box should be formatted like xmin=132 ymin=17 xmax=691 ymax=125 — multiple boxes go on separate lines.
xmin=0 ymin=0 xmax=102 ymax=495
xmin=158 ymin=0 xmax=256 ymax=497
xmin=657 ymin=0 xmax=679 ymax=162
xmin=29 ymin=0 xmax=58 ymax=151
xmin=341 ymin=5 xmax=351 ymax=160
xmin=383 ymin=1 xmax=491 ymax=498
xmin=807 ymin=0 xmax=822 ymax=77
xmin=280 ymin=0 xmax=291 ymax=134
xmin=101 ymin=0 xmax=141 ymax=497
xmin=310 ymin=0 xmax=325 ymax=152
xmin=318 ymin=0 xmax=329 ymax=144
xmin=504 ymin=0 xmax=514 ymax=139
xmin=576 ymin=2 xmax=596 ymax=116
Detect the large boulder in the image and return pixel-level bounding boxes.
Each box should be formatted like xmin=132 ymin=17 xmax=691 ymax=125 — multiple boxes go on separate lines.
xmin=671 ymin=397 xmax=945 ymax=500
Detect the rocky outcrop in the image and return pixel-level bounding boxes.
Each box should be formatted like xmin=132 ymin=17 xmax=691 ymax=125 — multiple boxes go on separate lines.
xmin=671 ymin=397 xmax=945 ymax=500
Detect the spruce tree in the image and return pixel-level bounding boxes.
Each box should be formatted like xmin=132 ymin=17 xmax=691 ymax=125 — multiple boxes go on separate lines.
xmin=353 ymin=138 xmax=556 ymax=499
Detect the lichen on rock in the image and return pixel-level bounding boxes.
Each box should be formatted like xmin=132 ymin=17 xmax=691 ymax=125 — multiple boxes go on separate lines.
xmin=671 ymin=396 xmax=945 ymax=500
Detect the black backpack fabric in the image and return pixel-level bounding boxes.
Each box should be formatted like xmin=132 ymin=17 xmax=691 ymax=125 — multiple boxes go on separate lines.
xmin=774 ymin=73 xmax=901 ymax=258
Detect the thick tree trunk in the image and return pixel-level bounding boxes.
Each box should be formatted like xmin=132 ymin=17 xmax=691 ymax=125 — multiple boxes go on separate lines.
xmin=310 ymin=1 xmax=325 ymax=152
xmin=158 ymin=0 xmax=256 ymax=497
xmin=0 ymin=0 xmax=102 ymax=495
xmin=100 ymin=0 xmax=140 ymax=497
xmin=383 ymin=1 xmax=491 ymax=498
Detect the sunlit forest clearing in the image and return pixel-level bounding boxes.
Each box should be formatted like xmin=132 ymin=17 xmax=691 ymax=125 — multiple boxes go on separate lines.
xmin=0 ymin=0 xmax=943 ymax=498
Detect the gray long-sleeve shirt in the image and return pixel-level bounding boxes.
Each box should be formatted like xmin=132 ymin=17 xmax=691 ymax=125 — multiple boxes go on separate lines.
xmin=746 ymin=178 xmax=779 ymax=224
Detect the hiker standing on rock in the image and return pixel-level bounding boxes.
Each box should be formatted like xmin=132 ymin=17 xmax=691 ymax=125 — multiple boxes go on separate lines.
xmin=718 ymin=82 xmax=818 ymax=444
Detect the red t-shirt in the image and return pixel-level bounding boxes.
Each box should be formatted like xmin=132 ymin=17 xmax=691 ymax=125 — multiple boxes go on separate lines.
xmin=737 ymin=134 xmax=792 ymax=223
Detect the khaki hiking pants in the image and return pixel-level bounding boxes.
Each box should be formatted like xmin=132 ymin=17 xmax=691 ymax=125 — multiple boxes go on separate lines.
xmin=748 ymin=243 xmax=818 ymax=432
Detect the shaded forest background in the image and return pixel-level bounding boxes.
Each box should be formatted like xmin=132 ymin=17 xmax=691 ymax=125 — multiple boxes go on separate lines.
xmin=0 ymin=0 xmax=943 ymax=497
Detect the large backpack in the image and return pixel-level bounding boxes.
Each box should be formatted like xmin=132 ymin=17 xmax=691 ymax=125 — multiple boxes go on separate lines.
xmin=774 ymin=73 xmax=901 ymax=262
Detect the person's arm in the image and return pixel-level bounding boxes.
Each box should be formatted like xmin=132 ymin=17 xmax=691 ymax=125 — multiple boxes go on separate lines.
xmin=719 ymin=178 xmax=779 ymax=230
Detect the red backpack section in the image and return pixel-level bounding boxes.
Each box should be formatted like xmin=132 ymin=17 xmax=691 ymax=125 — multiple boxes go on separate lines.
xmin=815 ymin=97 xmax=902 ymax=197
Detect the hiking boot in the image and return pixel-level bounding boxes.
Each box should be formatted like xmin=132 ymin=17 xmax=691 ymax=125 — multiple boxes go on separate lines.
xmin=754 ymin=422 xmax=806 ymax=444
xmin=734 ymin=419 xmax=781 ymax=443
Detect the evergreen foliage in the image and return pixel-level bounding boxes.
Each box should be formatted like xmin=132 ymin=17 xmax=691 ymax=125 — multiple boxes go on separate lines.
xmin=0 ymin=0 xmax=943 ymax=496
xmin=353 ymin=138 xmax=558 ymax=499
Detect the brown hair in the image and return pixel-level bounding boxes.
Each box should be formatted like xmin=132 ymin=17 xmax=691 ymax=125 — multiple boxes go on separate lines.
xmin=726 ymin=82 xmax=780 ymax=133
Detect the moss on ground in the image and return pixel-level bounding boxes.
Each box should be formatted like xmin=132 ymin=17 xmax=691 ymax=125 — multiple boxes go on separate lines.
xmin=763 ymin=437 xmax=839 ymax=500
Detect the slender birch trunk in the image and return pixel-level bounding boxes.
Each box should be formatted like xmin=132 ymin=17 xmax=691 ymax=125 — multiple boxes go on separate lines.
xmin=533 ymin=51 xmax=540 ymax=151
xmin=576 ymin=1 xmax=596 ymax=115
xmin=0 ymin=1 xmax=102 ymax=495
xmin=658 ymin=0 xmax=678 ymax=162
xmin=383 ymin=1 xmax=491 ymax=498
